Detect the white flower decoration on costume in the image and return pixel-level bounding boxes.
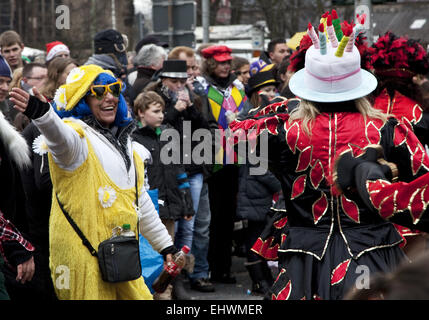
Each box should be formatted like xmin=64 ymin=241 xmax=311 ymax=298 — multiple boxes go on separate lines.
xmin=54 ymin=87 xmax=67 ymax=110
xmin=66 ymin=67 xmax=85 ymax=84
xmin=32 ymin=135 xmax=49 ymax=156
xmin=98 ymin=186 xmax=117 ymax=208
xmin=32 ymin=135 xmax=49 ymax=173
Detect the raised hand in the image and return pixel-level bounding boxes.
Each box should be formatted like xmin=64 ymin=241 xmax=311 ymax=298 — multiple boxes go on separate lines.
xmin=10 ymin=86 xmax=48 ymax=114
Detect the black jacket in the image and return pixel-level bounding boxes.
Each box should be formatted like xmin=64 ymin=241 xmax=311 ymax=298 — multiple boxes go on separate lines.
xmin=236 ymin=163 xmax=282 ymax=222
xmin=132 ymin=125 xmax=194 ymax=220
xmin=133 ymin=67 xmax=156 ymax=98
xmin=20 ymin=122 xmax=52 ymax=248
xmin=146 ymin=81 xmax=212 ymax=177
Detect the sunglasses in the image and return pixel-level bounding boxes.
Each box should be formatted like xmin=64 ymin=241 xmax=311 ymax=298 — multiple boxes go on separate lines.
xmin=90 ymin=81 xmax=122 ymax=100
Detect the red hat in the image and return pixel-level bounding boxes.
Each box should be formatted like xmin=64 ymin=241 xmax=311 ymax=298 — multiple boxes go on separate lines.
xmin=46 ymin=41 xmax=70 ymax=62
xmin=201 ymin=45 xmax=233 ymax=62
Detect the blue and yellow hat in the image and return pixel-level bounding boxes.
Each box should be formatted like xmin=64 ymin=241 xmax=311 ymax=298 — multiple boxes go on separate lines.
xmin=53 ymin=64 xmax=132 ymax=127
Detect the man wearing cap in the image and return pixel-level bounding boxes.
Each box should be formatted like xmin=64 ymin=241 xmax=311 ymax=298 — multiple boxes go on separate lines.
xmin=85 ymin=29 xmax=128 ymax=79
xmin=200 ymin=45 xmax=248 ymax=284
xmin=85 ymin=29 xmax=136 ymax=112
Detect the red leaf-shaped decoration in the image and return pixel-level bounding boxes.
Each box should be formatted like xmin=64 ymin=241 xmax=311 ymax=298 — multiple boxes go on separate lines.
xmin=251 ymin=236 xmax=279 ymax=260
xmin=310 ymin=160 xmax=324 ymax=189
xmin=410 ymin=188 xmax=425 ymax=224
xmin=275 ymin=268 xmax=286 ymax=282
xmin=341 ymin=195 xmax=360 ymax=223
xmin=378 ymin=192 xmax=396 ymax=220
xmin=413 ymin=104 xmax=423 ymax=124
xmin=272 ymin=280 xmax=292 ymax=300
xmin=263 ymin=117 xmax=279 ymax=135
xmin=286 ymin=122 xmax=299 ymax=154
xmin=312 ymin=192 xmax=328 ymax=224
xmin=296 ymin=146 xmax=313 ymax=172
xmin=274 ymin=217 xmax=288 ymax=229
xmin=331 ymin=259 xmax=352 ymax=285
xmin=291 ymin=174 xmax=307 ymax=200
xmin=366 ymin=121 xmax=381 ymax=145
xmin=411 ymin=145 xmax=425 ymax=176
xmin=281 ymin=233 xmax=287 ymax=245
xmin=393 ymin=123 xmax=408 ymax=147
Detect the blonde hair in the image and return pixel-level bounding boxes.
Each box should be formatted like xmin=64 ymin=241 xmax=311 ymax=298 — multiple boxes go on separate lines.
xmin=289 ymin=98 xmax=388 ymax=136
xmin=8 ymin=67 xmax=23 ymax=90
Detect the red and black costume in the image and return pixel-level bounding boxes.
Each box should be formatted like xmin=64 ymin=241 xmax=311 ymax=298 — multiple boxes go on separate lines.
xmin=229 ymin=98 xmax=429 ymax=300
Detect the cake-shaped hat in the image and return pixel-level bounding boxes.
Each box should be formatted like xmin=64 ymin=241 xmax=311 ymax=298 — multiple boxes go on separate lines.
xmin=289 ymin=11 xmax=377 ymax=102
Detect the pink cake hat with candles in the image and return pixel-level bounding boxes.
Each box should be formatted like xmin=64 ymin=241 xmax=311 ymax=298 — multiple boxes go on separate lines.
xmin=289 ymin=11 xmax=377 ymax=103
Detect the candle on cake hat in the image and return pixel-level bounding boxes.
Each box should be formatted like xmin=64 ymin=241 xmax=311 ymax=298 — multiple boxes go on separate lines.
xmin=354 ymin=13 xmax=366 ymax=37
xmin=326 ymin=14 xmax=338 ymax=48
xmin=320 ymin=11 xmax=330 ymax=41
xmin=307 ymin=23 xmax=320 ymax=49
xmin=331 ymin=9 xmax=343 ymax=42
xmin=335 ymin=21 xmax=353 ymax=57
xmin=318 ymin=23 xmax=327 ymax=55
xmin=344 ymin=20 xmax=356 ymax=53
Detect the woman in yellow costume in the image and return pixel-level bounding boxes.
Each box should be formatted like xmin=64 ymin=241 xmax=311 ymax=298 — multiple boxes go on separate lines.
xmin=10 ymin=64 xmax=176 ymax=300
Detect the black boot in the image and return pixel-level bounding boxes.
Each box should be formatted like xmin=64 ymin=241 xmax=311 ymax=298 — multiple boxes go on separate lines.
xmin=172 ymin=271 xmax=191 ymax=300
xmin=245 ymin=262 xmax=272 ymax=296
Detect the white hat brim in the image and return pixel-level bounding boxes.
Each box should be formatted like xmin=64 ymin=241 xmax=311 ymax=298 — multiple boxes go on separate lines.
xmin=289 ymin=69 xmax=378 ymax=103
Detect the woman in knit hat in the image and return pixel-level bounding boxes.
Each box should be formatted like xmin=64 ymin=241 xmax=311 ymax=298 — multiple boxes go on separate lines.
xmin=45 ymin=41 xmax=70 ymax=64
xmin=10 ymin=64 xmax=176 ymax=300
xmin=229 ymin=12 xmax=425 ymax=300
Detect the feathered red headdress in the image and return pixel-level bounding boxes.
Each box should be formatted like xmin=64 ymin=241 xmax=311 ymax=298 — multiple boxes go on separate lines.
xmin=288 ymin=34 xmax=312 ymax=73
xmin=368 ymin=31 xmax=429 ymax=78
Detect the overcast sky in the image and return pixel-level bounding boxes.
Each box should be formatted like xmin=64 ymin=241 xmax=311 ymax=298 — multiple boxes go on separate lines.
xmin=133 ymin=0 xmax=152 ymax=16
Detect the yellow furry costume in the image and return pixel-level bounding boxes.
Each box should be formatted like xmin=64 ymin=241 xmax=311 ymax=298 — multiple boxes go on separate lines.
xmin=48 ymin=122 xmax=152 ymax=300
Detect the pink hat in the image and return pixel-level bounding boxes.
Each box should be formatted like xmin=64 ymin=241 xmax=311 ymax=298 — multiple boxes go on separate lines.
xmin=46 ymin=41 xmax=70 ymax=62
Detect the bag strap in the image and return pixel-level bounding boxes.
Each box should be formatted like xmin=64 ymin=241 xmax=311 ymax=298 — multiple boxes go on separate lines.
xmin=55 ymin=164 xmax=140 ymax=257
xmin=55 ymin=193 xmax=98 ymax=257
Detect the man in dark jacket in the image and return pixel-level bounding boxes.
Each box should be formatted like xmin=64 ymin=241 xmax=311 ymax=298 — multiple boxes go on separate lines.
xmin=132 ymin=44 xmax=167 ymax=99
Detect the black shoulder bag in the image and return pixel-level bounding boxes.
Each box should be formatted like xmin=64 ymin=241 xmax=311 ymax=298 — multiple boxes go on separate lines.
xmin=56 ymin=169 xmax=142 ymax=283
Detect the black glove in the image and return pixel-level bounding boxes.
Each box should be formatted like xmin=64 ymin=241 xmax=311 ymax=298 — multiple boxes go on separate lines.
xmin=160 ymin=245 xmax=179 ymax=261
xmin=23 ymin=95 xmax=51 ymax=120
xmin=334 ymin=145 xmax=393 ymax=193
